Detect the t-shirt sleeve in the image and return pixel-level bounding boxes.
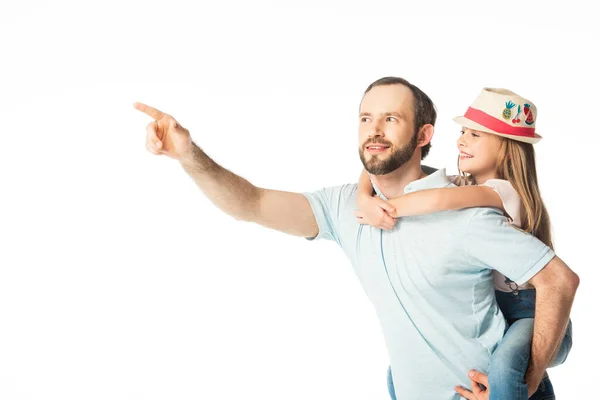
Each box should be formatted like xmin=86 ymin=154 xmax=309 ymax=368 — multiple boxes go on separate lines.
xmin=465 ymin=207 xmax=555 ymax=285
xmin=301 ymin=184 xmax=354 ymax=244
xmin=482 ymin=179 xmax=523 ymax=227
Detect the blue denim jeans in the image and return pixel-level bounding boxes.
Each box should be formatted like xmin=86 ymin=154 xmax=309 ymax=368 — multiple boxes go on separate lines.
xmin=386 ymin=363 xmax=557 ymax=400
xmin=489 ymin=289 xmax=572 ymax=400
xmin=386 ymin=289 xmax=572 ymax=400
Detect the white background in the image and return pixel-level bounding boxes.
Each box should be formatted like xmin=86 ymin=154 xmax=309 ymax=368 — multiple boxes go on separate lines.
xmin=1 ymin=1 xmax=597 ymax=399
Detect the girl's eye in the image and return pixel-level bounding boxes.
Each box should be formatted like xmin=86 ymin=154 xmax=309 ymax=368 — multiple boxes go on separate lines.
xmin=460 ymin=130 xmax=465 ymax=135
xmin=471 ymin=132 xmax=480 ymax=137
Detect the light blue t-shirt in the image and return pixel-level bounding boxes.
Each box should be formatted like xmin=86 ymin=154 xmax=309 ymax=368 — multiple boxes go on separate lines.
xmin=302 ymin=168 xmax=555 ymax=399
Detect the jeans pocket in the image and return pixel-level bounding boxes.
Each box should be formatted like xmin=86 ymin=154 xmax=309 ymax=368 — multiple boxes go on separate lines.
xmin=515 ymin=290 xmax=536 ymax=311
xmin=516 ymin=297 xmax=536 ymax=311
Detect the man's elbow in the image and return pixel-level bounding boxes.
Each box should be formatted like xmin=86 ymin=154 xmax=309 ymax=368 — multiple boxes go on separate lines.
xmin=532 ymin=257 xmax=580 ymax=295
xmin=563 ymin=269 xmax=580 ymax=294
xmin=556 ymin=258 xmax=580 ymax=294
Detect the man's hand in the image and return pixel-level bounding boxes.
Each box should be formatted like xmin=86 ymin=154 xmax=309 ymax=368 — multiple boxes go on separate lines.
xmin=354 ymin=194 xmax=397 ymax=230
xmin=454 ymin=370 xmax=489 ymax=400
xmin=134 ymin=102 xmax=193 ymax=161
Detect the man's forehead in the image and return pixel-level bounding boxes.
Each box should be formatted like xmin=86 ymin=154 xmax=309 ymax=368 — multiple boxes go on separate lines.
xmin=360 ymin=84 xmax=414 ymax=114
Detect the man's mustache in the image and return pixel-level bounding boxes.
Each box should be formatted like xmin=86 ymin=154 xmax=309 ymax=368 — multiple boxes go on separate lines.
xmin=363 ymin=139 xmax=392 ymax=149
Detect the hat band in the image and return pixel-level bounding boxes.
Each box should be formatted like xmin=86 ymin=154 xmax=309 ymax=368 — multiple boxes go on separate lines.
xmin=464 ymin=107 xmax=535 ymax=138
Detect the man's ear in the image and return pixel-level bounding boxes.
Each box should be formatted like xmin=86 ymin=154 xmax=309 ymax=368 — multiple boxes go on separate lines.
xmin=418 ymin=124 xmax=434 ymax=147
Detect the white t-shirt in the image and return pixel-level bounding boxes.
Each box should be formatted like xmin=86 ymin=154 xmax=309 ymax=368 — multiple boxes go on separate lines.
xmin=453 ymin=176 xmax=532 ymax=292
xmin=307 ymin=169 xmax=553 ymax=397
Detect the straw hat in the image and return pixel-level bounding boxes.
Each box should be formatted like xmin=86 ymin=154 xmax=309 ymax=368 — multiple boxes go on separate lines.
xmin=453 ymin=88 xmax=542 ymax=144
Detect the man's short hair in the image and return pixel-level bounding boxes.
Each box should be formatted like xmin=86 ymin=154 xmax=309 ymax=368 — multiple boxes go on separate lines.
xmin=364 ymin=77 xmax=437 ymax=160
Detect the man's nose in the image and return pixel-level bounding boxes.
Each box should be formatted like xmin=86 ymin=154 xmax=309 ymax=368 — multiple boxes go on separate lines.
xmin=369 ymin=120 xmax=384 ymax=138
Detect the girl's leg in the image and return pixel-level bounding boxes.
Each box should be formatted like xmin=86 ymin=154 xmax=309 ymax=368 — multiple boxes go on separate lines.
xmin=387 ymin=366 xmax=397 ymax=400
xmin=529 ymin=372 xmax=556 ymax=400
xmin=548 ymin=318 xmax=573 ymax=368
xmin=488 ymin=318 xmax=534 ymax=400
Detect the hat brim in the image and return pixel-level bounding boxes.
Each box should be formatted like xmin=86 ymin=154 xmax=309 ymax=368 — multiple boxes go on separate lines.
xmin=453 ymin=116 xmax=542 ymax=144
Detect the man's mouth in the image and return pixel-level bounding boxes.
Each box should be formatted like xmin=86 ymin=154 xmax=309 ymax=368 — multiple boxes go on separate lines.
xmin=366 ymin=144 xmax=391 ymax=154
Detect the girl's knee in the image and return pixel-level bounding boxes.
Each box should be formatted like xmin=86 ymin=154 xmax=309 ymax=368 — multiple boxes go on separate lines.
xmin=489 ymin=349 xmax=529 ymax=382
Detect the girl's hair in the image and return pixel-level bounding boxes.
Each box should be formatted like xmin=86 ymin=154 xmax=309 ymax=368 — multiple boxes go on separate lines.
xmin=457 ymin=137 xmax=553 ymax=250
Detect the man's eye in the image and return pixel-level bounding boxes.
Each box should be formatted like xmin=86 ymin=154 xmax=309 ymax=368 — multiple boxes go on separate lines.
xmin=386 ymin=117 xmax=397 ymax=122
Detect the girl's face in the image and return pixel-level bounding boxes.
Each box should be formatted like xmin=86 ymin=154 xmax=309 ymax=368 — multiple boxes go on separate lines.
xmin=456 ymin=127 xmax=503 ymax=183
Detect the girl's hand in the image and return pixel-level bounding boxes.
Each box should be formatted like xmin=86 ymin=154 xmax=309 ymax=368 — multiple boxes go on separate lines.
xmin=355 ymin=194 xmax=397 ymax=230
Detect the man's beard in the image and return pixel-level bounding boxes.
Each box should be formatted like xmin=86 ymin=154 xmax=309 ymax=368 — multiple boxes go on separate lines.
xmin=359 ymin=132 xmax=418 ymax=175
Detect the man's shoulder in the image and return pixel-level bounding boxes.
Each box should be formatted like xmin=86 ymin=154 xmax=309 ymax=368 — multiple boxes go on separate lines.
xmin=470 ymin=206 xmax=507 ymax=218
xmin=303 ymin=183 xmax=358 ymax=210
xmin=467 ymin=206 xmax=512 ymax=228
xmin=309 ymin=183 xmax=358 ymax=197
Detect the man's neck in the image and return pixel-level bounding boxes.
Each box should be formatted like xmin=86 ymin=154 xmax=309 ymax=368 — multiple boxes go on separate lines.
xmin=370 ymin=157 xmax=427 ymax=199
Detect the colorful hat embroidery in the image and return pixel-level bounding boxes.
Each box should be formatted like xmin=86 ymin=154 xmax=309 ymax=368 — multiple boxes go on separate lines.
xmin=502 ymin=101 xmax=516 ymax=120
xmin=523 ymin=103 xmax=535 ymax=125
xmin=512 ymin=104 xmax=522 ymax=124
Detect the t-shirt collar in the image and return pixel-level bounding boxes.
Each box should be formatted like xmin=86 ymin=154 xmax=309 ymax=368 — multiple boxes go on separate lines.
xmin=370 ymin=168 xmax=451 ymax=201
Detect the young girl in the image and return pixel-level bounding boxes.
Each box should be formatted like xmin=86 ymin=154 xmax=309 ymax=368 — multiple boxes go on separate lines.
xmin=356 ymin=88 xmax=573 ymax=400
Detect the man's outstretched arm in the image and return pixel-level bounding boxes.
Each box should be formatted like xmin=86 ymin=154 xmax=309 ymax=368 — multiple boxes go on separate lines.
xmin=135 ymin=102 xmax=318 ymax=238
xmin=180 ymin=143 xmax=318 ymax=237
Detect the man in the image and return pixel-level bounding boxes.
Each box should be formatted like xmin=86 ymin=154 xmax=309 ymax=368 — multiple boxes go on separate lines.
xmin=134 ymin=77 xmax=578 ymax=399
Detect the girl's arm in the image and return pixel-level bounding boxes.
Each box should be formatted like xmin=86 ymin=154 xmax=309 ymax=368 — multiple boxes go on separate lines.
xmin=356 ymin=169 xmax=397 ymax=230
xmin=358 ymin=169 xmax=374 ymax=199
xmin=387 ymin=185 xmax=505 ymax=218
